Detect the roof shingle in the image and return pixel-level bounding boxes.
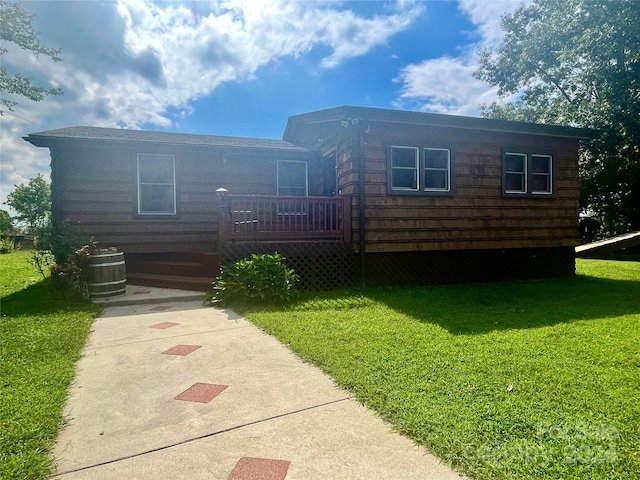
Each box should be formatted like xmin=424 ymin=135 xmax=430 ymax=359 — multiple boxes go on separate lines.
xmin=25 ymin=126 xmax=309 ymax=151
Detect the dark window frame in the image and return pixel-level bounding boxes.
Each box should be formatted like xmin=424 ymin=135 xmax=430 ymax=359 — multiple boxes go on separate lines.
xmin=387 ymin=143 xmax=455 ymax=196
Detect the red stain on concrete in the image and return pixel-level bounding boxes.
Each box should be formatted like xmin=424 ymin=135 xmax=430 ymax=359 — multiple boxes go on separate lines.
xmin=174 ymin=383 xmax=228 ymax=403
xmin=162 ymin=345 xmax=202 ymax=356
xmin=226 ymin=457 xmax=291 ymax=480
xmin=149 ymin=322 xmax=180 ymax=329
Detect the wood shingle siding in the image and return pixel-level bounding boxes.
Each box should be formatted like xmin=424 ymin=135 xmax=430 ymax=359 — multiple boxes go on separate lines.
xmin=26 ymin=106 xmax=597 ymax=287
xmin=31 ymin=128 xmax=320 ymax=254
xmin=360 ymin=138 xmax=580 ymax=251
xmin=284 ymin=108 xmax=588 ymax=256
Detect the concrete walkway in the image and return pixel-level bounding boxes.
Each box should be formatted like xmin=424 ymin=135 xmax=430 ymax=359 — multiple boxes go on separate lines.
xmin=51 ymin=288 xmax=467 ymax=479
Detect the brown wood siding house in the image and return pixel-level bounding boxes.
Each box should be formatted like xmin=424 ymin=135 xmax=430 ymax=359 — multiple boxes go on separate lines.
xmin=24 ymin=106 xmax=596 ymax=289
xmin=283 ymin=106 xmax=596 ymax=285
xmin=25 ymin=127 xmax=320 ymax=252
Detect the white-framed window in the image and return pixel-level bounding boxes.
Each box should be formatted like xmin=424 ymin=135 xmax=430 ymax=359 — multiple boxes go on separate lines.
xmin=424 ymin=148 xmax=451 ymax=192
xmin=504 ymin=152 xmax=527 ymax=194
xmin=530 ymin=154 xmax=553 ymax=194
xmin=277 ymin=160 xmax=308 ymax=196
xmin=391 ymin=146 xmax=419 ymax=191
xmin=389 ymin=145 xmax=453 ymax=194
xmin=137 ymin=154 xmax=176 ymax=215
xmin=503 ymin=151 xmax=553 ymax=195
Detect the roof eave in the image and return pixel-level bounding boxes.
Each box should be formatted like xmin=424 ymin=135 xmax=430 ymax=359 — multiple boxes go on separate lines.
xmin=284 ymin=105 xmax=599 ymax=140
xmin=24 ymin=132 xmax=314 ymax=153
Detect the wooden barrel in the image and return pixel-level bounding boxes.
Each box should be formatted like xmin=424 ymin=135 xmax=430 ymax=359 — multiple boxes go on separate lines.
xmin=87 ymin=248 xmax=127 ymax=299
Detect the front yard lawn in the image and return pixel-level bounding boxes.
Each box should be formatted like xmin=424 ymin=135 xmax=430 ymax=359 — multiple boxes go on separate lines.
xmin=0 ymin=251 xmax=99 ymax=479
xmin=237 ymin=259 xmax=640 ymax=480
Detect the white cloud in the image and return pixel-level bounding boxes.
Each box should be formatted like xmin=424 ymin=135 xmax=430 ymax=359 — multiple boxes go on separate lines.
xmin=67 ymin=0 xmax=422 ymax=127
xmin=318 ymin=7 xmax=421 ymax=68
xmin=457 ymin=0 xmax=525 ymax=46
xmin=396 ymin=57 xmax=504 ymax=116
xmin=1 ymin=0 xmax=422 ymax=209
xmin=395 ymin=0 xmax=529 ymax=115
xmin=0 ymin=115 xmax=52 ymax=205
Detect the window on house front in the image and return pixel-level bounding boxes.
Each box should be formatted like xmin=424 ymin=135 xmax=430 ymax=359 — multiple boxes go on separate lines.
xmin=503 ymin=151 xmax=553 ymax=196
xmin=391 ymin=146 xmax=419 ymax=191
xmin=531 ymin=154 xmax=553 ymax=194
xmin=424 ymin=148 xmax=451 ymax=191
xmin=277 ymin=160 xmax=308 ymax=196
xmin=389 ymin=145 xmax=452 ymax=194
xmin=504 ymin=153 xmax=527 ymax=193
xmin=137 ymin=154 xmax=176 ymax=215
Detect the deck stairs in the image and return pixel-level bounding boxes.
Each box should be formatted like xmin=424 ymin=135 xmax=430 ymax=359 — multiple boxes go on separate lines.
xmin=125 ymin=252 xmax=220 ymax=291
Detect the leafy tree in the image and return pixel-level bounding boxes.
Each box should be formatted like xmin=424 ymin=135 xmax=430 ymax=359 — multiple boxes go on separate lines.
xmin=0 ymin=0 xmax=63 ymax=112
xmin=0 ymin=209 xmax=13 ymax=233
xmin=5 ymin=174 xmax=51 ymax=234
xmin=475 ymin=0 xmax=640 ymax=235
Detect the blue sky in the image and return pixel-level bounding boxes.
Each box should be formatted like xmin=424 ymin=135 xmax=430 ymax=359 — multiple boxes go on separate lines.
xmin=177 ymin=1 xmax=477 ymax=137
xmin=1 ymin=0 xmax=525 ymax=213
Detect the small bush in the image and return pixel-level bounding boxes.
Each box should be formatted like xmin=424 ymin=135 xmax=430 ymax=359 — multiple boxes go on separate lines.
xmin=206 ymin=253 xmax=299 ymax=306
xmin=29 ymin=249 xmax=56 ymax=278
xmin=49 ymin=242 xmax=95 ymax=299
xmin=40 ymin=222 xmax=94 ymax=264
xmin=0 ymin=238 xmax=15 ymax=254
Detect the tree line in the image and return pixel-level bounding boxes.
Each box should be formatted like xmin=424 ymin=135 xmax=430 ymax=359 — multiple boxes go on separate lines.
xmin=475 ymin=0 xmax=639 ymax=235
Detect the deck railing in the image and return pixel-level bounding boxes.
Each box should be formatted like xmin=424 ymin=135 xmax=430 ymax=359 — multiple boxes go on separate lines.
xmin=218 ymin=194 xmax=351 ymax=243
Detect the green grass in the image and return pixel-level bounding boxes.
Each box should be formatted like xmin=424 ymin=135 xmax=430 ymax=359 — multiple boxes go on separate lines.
xmin=237 ymin=259 xmax=640 ymax=480
xmin=0 ymin=251 xmax=99 ymax=479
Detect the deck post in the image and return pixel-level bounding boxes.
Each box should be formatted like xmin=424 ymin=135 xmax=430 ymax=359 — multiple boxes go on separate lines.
xmin=342 ymin=194 xmax=352 ymax=243
xmin=216 ymin=188 xmax=229 ymax=243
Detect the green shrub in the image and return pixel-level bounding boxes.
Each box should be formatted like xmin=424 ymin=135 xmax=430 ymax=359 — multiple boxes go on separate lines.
xmin=28 ymin=249 xmax=55 ymax=278
xmin=0 ymin=238 xmax=15 ymax=254
xmin=40 ymin=222 xmax=94 ymax=264
xmin=206 ymin=253 xmax=299 ymax=306
xmin=48 ymin=243 xmax=95 ymax=300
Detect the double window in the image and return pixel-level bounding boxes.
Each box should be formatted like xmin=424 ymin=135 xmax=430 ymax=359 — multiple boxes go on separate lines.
xmin=137 ymin=154 xmax=176 ymax=215
xmin=389 ymin=146 xmax=452 ymax=194
xmin=503 ymin=151 xmax=553 ymax=195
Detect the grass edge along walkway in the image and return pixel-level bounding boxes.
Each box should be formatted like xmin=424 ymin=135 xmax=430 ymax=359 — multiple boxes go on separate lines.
xmin=1 ymin=251 xmax=100 ymax=480
xmin=237 ymin=258 xmax=640 ymax=480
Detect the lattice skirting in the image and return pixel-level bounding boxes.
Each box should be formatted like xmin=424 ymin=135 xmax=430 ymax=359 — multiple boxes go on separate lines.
xmin=217 ymin=244 xmax=574 ymax=290
xmin=364 ymin=247 xmax=576 ymax=287
xmin=218 ymin=242 xmax=355 ymax=291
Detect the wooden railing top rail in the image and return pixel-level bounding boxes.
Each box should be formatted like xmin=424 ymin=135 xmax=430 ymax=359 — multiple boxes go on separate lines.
xmin=218 ymin=194 xmax=351 ymax=243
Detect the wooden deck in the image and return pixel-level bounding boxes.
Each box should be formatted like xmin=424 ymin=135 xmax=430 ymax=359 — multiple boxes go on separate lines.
xmin=218 ymin=194 xmax=351 ymax=243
